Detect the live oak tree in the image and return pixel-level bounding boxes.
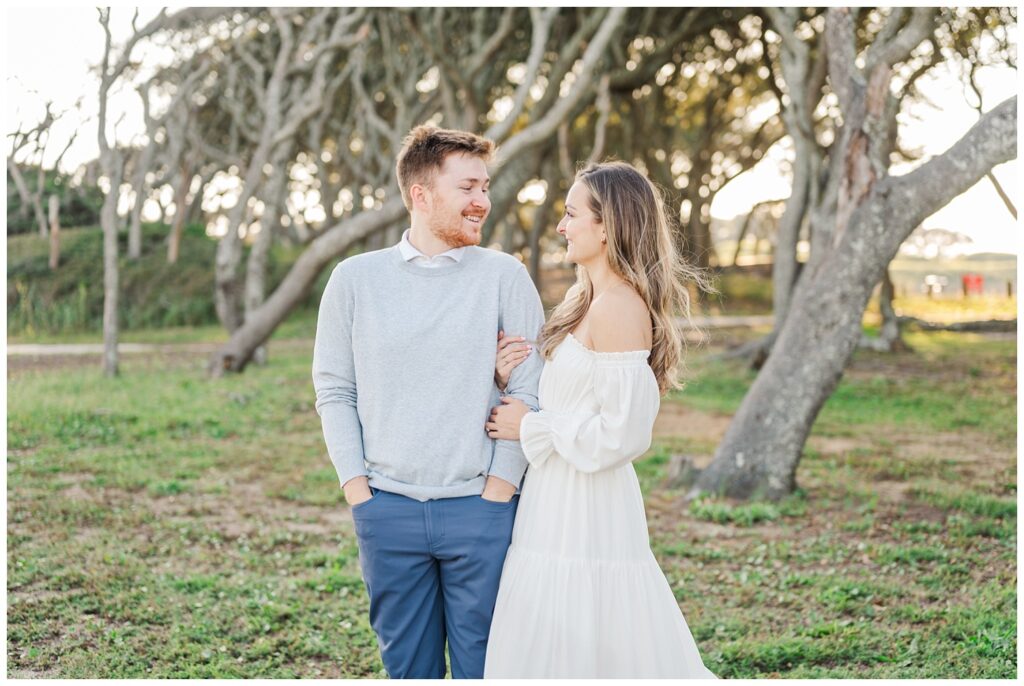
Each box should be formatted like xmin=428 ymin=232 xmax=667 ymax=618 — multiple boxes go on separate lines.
xmin=688 ymin=7 xmax=1017 ymax=500
xmin=206 ymin=7 xmax=631 ymax=374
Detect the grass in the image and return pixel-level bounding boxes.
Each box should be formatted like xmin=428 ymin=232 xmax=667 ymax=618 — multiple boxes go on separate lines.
xmin=6 ymin=325 xmax=1017 ymax=677
xmin=674 ymin=330 xmax=1016 ymax=443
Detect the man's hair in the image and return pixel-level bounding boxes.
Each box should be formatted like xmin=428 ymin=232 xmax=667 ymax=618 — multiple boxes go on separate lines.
xmin=395 ymin=125 xmax=495 ymax=210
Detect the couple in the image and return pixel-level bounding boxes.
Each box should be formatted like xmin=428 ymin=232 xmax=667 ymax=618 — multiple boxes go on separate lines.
xmin=312 ymin=125 xmax=715 ymax=679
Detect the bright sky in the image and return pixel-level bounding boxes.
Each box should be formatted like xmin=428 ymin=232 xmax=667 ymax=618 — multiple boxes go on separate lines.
xmin=713 ymin=58 xmax=1019 ymax=255
xmin=4 ymin=5 xmax=1019 ymax=255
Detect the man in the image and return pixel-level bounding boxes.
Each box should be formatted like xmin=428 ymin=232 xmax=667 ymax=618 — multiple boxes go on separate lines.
xmin=312 ymin=125 xmax=545 ymax=679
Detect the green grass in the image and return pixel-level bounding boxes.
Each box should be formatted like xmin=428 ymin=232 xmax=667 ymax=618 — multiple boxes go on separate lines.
xmin=673 ymin=330 xmax=1016 ymax=444
xmin=7 ymin=328 xmax=1016 ymax=677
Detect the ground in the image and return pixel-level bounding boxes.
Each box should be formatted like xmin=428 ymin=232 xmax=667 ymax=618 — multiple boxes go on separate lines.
xmin=5 ymin=325 xmax=1016 ymax=678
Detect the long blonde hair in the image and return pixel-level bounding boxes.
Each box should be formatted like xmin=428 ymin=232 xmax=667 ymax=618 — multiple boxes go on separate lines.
xmin=539 ymin=161 xmax=714 ymax=393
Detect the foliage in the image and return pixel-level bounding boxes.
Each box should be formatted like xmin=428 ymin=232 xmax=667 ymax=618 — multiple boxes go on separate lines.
xmin=6 ymin=165 xmax=103 ymax=235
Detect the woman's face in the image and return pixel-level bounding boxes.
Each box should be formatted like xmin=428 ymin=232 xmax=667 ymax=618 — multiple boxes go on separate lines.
xmin=557 ymin=182 xmax=605 ymax=266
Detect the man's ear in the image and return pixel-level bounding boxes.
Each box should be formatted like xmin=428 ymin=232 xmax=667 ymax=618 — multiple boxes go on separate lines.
xmin=410 ymin=183 xmax=430 ymax=212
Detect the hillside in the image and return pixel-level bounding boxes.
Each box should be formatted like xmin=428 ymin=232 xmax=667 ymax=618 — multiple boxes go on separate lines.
xmin=7 ymin=224 xmax=321 ymax=337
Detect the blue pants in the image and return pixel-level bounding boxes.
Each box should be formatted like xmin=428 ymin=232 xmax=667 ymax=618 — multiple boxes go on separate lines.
xmin=351 ymin=489 xmax=518 ymax=679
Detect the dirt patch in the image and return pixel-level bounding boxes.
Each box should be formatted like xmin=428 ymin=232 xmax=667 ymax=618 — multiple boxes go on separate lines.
xmin=653 ymin=404 xmax=732 ymax=444
xmin=7 ymin=667 xmax=61 ymax=679
xmin=143 ymin=479 xmax=352 ymax=541
xmin=17 ymin=470 xmax=352 ymax=554
xmin=807 ymin=435 xmax=864 ymax=455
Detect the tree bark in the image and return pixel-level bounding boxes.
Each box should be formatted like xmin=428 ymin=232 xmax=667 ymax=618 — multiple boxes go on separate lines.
xmin=100 ymin=153 xmax=123 ymax=378
xmin=690 ymin=97 xmax=1016 ymax=501
xmin=527 ymin=176 xmax=558 ymax=287
xmin=48 ymin=195 xmax=60 ymax=269
xmin=127 ymin=144 xmax=159 ymax=260
xmin=859 ymin=269 xmax=910 ymax=352
xmin=168 ymin=161 xmax=192 ymax=264
xmin=244 ymin=158 xmax=289 ymax=365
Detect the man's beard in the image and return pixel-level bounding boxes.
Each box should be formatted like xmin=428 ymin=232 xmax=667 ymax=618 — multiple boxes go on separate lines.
xmin=429 ymin=206 xmax=484 ymax=249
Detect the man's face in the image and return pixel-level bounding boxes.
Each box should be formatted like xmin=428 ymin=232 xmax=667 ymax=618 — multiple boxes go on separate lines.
xmin=421 ymin=153 xmax=491 ymax=248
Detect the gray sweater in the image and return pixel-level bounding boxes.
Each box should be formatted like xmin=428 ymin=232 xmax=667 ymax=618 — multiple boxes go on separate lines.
xmin=312 ymin=244 xmax=545 ymax=501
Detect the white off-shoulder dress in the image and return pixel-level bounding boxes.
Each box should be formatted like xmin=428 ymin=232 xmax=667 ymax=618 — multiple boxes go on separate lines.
xmin=484 ymin=334 xmax=715 ymax=679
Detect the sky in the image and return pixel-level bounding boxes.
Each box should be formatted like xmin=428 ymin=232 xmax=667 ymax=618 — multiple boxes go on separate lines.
xmin=712 ymin=58 xmax=1018 ymax=255
xmin=4 ymin=5 xmax=1019 ymax=256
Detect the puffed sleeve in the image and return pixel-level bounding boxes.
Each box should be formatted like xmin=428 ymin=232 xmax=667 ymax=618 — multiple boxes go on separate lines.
xmin=519 ymin=356 xmax=660 ymax=473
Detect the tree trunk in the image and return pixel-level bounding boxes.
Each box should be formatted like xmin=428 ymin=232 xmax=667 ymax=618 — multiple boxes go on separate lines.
xmin=185 ymin=171 xmax=208 ymax=224
xmin=771 ymin=139 xmax=811 ymax=334
xmin=127 ymin=145 xmax=158 ymax=260
xmin=33 ymin=165 xmax=49 ymax=238
xmin=690 ymin=97 xmax=1016 ymax=501
xmin=681 ymin=184 xmax=714 ymax=272
xmin=209 ymin=197 xmax=407 ymax=376
xmin=528 ymin=187 xmax=556 ymax=288
xmin=101 ymin=153 xmax=124 ymax=378
xmin=860 ymin=269 xmax=910 ymax=352
xmin=244 ymin=160 xmax=289 ymax=365
xmin=7 ymin=158 xmax=47 ymax=237
xmin=214 ymin=198 xmax=249 ymax=333
xmin=48 ymin=194 xmax=60 ymax=270
xmin=168 ymin=162 xmax=192 ymax=264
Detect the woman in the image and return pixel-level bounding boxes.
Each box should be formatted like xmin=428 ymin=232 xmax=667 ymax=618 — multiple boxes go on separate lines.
xmin=483 ymin=161 xmax=716 ymax=678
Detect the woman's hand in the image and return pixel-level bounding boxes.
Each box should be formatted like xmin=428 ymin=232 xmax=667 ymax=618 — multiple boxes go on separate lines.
xmin=485 ymin=396 xmax=531 ymax=441
xmin=495 ymin=329 xmax=532 ymax=391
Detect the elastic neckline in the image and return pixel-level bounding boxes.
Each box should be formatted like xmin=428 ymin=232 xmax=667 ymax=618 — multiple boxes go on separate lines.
xmin=566 ymin=332 xmax=651 ymax=361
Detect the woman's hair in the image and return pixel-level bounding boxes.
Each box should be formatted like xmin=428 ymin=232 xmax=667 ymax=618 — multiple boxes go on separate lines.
xmin=538 ymin=161 xmax=714 ymax=394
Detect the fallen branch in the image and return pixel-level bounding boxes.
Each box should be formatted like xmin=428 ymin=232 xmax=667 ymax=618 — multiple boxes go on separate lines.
xmin=897 ymin=316 xmax=1016 ymax=333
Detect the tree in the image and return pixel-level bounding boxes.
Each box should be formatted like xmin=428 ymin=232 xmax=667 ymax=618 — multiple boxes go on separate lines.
xmin=688 ymin=7 xmax=1017 ymax=500
xmin=95 ymin=6 xmax=231 ymax=376
xmin=206 ymin=7 xmax=630 ymax=374
xmin=7 ymin=103 xmax=79 ymax=237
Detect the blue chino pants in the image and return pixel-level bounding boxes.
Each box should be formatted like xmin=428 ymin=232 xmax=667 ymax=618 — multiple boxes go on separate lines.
xmin=351 ymin=488 xmax=518 ymax=679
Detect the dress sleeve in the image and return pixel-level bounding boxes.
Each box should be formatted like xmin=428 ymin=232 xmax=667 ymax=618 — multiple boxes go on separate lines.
xmin=519 ymin=356 xmax=660 ymax=473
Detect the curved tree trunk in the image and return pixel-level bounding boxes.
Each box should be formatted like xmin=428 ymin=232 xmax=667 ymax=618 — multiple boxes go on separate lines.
xmin=209 ymin=197 xmax=407 ymax=375
xmin=690 ymin=96 xmax=1016 ymax=501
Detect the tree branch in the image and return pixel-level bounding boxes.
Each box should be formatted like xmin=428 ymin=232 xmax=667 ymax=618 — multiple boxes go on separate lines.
xmin=885 ymin=97 xmax=1016 ymax=252
xmin=866 ymin=7 xmax=936 ymax=71
xmin=493 ymin=7 xmax=627 ymax=170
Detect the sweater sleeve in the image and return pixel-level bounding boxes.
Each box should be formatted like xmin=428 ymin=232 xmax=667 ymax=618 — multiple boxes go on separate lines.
xmin=312 ymin=264 xmax=368 ymax=488
xmin=519 ymin=357 xmax=660 ymax=474
xmin=488 ymin=265 xmax=546 ymax=488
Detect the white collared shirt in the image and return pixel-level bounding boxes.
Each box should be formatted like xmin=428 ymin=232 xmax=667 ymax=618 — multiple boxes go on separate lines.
xmin=398 ymin=229 xmax=467 ymax=268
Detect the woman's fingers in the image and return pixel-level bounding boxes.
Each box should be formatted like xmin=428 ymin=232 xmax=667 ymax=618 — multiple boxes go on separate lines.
xmin=497 ymin=335 xmax=528 ymax=352
xmin=499 ymin=347 xmax=531 ymax=365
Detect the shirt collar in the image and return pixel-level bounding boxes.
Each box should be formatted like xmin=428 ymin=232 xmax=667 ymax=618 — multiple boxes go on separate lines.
xmin=398 ymin=229 xmax=467 ymax=263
